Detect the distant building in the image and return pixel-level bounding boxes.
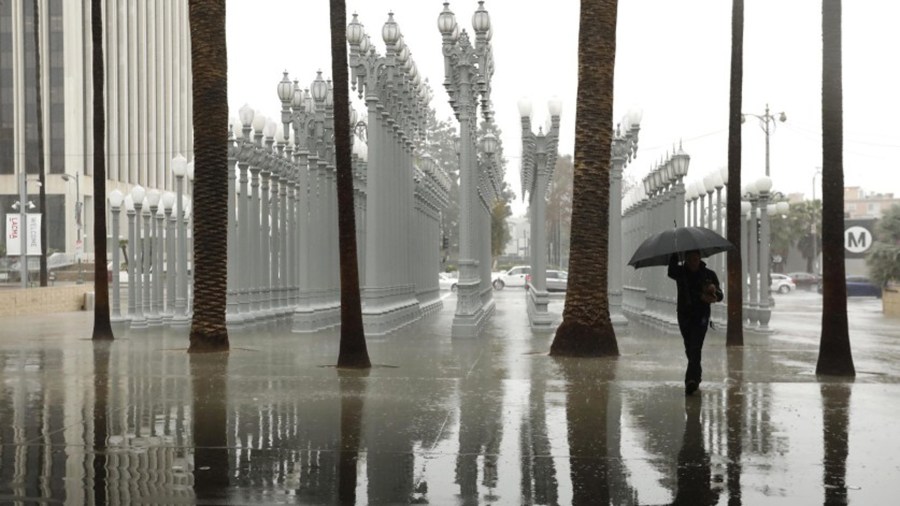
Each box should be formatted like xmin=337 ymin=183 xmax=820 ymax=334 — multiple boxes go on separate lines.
xmin=844 ymin=187 xmax=898 ymax=219
xmin=1 ymin=1 xmax=192 ymax=258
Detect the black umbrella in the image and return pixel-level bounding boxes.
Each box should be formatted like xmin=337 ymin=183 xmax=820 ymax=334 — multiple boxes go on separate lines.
xmin=628 ymin=226 xmax=735 ymax=269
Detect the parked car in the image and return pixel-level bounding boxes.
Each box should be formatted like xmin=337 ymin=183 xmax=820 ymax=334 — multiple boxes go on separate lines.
xmin=492 ymin=265 xmax=530 ymax=290
xmin=438 ymin=272 xmax=458 ymax=292
xmin=786 ymin=271 xmax=820 ymax=291
xmin=525 ymin=270 xmax=568 ymax=292
xmin=818 ymin=276 xmax=882 ymax=298
xmin=769 ymin=273 xmax=796 ymax=294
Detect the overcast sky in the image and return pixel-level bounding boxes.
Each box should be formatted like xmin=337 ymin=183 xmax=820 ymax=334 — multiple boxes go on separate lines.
xmin=227 ymin=0 xmax=900 ymax=217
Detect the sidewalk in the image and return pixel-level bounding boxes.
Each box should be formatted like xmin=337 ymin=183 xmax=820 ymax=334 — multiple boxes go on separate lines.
xmin=0 ymin=290 xmax=897 ymax=504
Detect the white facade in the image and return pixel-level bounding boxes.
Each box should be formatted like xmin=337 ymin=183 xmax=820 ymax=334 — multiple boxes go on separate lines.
xmin=0 ymin=0 xmax=192 ymax=257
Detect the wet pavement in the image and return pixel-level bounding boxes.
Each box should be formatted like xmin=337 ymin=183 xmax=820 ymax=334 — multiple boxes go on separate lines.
xmin=1 ymin=289 xmax=898 ymax=504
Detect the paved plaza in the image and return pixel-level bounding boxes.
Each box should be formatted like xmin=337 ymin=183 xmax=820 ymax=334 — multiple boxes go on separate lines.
xmin=1 ymin=289 xmax=899 ymax=504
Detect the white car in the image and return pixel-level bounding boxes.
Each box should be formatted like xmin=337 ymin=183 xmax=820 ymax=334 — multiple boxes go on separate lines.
xmin=438 ymin=272 xmax=458 ymax=292
xmin=492 ymin=265 xmax=531 ymax=290
xmin=769 ymin=273 xmax=796 ymax=294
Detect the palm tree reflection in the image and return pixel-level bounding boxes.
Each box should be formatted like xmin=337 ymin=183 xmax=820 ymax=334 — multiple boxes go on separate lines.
xmin=190 ymin=352 xmax=230 ymax=500
xmin=338 ymin=368 xmax=368 ymax=504
xmin=821 ymin=382 xmax=851 ymax=506
xmin=726 ymin=346 xmax=744 ymax=505
xmin=92 ymin=341 xmax=112 ymax=505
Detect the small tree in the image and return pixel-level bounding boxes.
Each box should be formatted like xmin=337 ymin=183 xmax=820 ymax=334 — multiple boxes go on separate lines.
xmin=866 ymin=204 xmax=900 ymax=286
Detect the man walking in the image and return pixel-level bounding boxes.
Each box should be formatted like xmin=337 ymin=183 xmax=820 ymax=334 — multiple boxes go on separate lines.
xmin=668 ymin=251 xmax=723 ymax=395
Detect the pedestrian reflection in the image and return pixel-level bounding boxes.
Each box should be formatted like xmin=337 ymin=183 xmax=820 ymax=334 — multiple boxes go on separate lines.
xmin=726 ymin=346 xmax=744 ymax=505
xmin=821 ymin=382 xmax=851 ymax=506
xmin=673 ymin=397 xmax=721 ymax=505
xmin=338 ymin=368 xmax=368 ymax=504
xmin=190 ymin=351 xmax=230 ymax=501
xmin=92 ymin=342 xmax=112 ymax=505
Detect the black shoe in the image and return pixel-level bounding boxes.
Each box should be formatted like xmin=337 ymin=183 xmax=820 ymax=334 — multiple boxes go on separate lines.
xmin=685 ymin=380 xmax=699 ymax=395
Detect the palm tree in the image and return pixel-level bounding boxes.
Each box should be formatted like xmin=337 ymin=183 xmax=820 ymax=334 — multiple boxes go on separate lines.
xmin=91 ymin=0 xmax=114 ymax=340
xmin=726 ymin=0 xmax=744 ymax=346
xmin=187 ymin=0 xmax=229 ymax=352
xmin=549 ymin=0 xmax=619 ymax=357
xmin=816 ymin=0 xmax=853 ymax=376
xmin=330 ymin=0 xmax=370 ymax=368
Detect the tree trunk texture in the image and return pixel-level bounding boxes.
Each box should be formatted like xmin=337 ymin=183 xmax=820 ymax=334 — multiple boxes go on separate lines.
xmin=91 ymin=0 xmax=114 ymax=340
xmin=330 ymin=0 xmax=371 ymax=368
xmin=816 ymin=0 xmax=854 ymax=376
xmin=726 ymin=0 xmax=745 ymax=346
xmin=550 ymin=0 xmax=619 ymax=357
xmin=188 ymin=0 xmax=230 ymax=352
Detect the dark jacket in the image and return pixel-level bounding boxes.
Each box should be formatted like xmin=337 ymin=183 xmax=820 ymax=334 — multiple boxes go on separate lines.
xmin=668 ymin=254 xmax=724 ymax=317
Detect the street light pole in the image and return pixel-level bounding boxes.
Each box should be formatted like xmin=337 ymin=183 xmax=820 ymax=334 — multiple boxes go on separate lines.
xmin=61 ymin=172 xmax=83 ymax=284
xmin=742 ymin=103 xmax=786 ymax=177
xmin=812 ymin=167 xmax=822 ymax=274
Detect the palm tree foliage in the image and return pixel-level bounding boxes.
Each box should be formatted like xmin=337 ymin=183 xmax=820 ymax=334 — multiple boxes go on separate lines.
xmin=866 ymin=204 xmax=900 ymax=286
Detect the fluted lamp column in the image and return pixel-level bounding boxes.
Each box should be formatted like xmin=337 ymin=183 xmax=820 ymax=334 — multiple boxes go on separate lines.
xmin=130 ymin=185 xmax=147 ymax=329
xmin=109 ymin=190 xmax=125 ymax=323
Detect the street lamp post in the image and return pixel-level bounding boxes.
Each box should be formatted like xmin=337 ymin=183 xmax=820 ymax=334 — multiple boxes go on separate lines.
xmin=146 ymin=189 xmax=161 ymax=325
xmin=756 ymin=175 xmax=774 ymax=333
xmin=438 ymin=0 xmax=496 ymax=338
xmin=162 ymin=191 xmax=176 ymax=322
xmin=811 ymin=167 xmax=822 ymax=274
xmin=518 ymin=97 xmax=562 ymax=328
xmin=609 ymin=110 xmax=645 ymax=327
xmin=742 ymin=104 xmax=786 ymax=177
xmin=109 ymin=190 xmax=124 ymax=321
xmin=61 ymin=172 xmax=83 ymax=284
xmin=171 ymin=154 xmax=190 ymax=326
xmin=125 ymin=196 xmax=136 ymax=321
xmin=130 ymin=185 xmax=146 ymax=329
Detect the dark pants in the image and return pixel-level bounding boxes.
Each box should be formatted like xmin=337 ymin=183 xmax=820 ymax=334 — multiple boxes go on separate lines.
xmin=677 ymin=312 xmax=710 ymax=384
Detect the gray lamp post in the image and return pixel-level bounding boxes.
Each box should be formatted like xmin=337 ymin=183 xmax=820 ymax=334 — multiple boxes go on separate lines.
xmin=745 ymin=182 xmax=760 ymax=329
xmin=438 ymin=0 xmax=496 ymax=338
xmin=146 ymin=189 xmax=161 ymax=325
xmin=162 ymin=191 xmax=176 ymax=323
xmin=171 ymin=154 xmax=190 ymax=326
xmin=130 ymin=184 xmax=146 ymax=329
xmin=153 ymin=200 xmax=165 ymax=325
xmin=61 ymin=171 xmax=84 ymax=284
xmin=609 ymin=109 xmax=644 ymax=327
xmin=742 ymin=104 xmax=786 ymax=177
xmin=226 ymin=121 xmax=241 ymax=324
xmin=740 ymin=200 xmax=751 ymax=326
xmin=109 ymin=189 xmax=124 ymax=322
xmin=756 ymin=175 xmax=774 ymax=333
xmin=125 ymin=195 xmax=136 ymax=321
xmin=238 ymin=105 xmax=255 ymax=319
xmin=518 ymin=97 xmax=561 ymax=328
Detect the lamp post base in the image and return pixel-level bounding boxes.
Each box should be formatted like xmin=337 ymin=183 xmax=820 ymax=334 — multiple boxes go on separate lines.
xmin=361 ymin=284 xmax=422 ymax=336
xmin=527 ymin=287 xmax=555 ymax=329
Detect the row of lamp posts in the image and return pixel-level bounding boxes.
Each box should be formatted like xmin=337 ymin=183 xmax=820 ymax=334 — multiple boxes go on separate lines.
xmin=439 ymin=0 xmax=502 ymax=338
xmin=518 ymin=97 xmax=562 ymax=328
xmin=107 ymin=154 xmax=193 ymax=328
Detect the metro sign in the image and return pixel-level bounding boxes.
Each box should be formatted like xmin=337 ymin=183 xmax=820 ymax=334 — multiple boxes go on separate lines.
xmin=843 ymin=219 xmax=876 ymax=258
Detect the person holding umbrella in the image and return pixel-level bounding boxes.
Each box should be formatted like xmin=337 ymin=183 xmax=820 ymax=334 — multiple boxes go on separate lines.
xmin=668 ymin=250 xmax=723 ymax=395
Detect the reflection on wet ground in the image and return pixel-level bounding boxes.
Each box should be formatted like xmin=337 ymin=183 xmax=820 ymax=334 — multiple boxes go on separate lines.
xmin=1 ymin=290 xmax=898 ymax=504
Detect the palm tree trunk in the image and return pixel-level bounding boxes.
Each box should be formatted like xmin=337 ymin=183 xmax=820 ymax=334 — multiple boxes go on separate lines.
xmin=330 ymin=0 xmax=370 ymax=368
xmin=188 ymin=0 xmax=229 ymax=352
xmin=33 ymin=0 xmax=48 ymax=287
xmin=91 ymin=0 xmax=114 ymax=340
xmin=726 ymin=0 xmax=744 ymax=346
xmin=816 ymin=0 xmax=854 ymax=376
xmin=550 ymin=0 xmax=618 ymax=357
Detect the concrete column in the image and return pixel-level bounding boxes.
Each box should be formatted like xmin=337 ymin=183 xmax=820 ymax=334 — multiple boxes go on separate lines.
xmin=237 ymin=155 xmax=251 ymax=317
xmin=758 ymin=192 xmax=772 ymax=332
xmin=131 ymin=200 xmax=146 ymax=328
xmin=127 ymin=208 xmax=137 ymax=321
xmin=165 ymin=205 xmax=176 ymax=322
xmin=226 ymin=141 xmax=240 ymax=325
xmin=747 ymin=198 xmax=759 ymax=328
xmin=172 ymin=175 xmax=189 ymax=326
xmin=111 ymin=206 xmax=123 ymax=322
xmin=608 ymin=153 xmax=626 ymax=327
